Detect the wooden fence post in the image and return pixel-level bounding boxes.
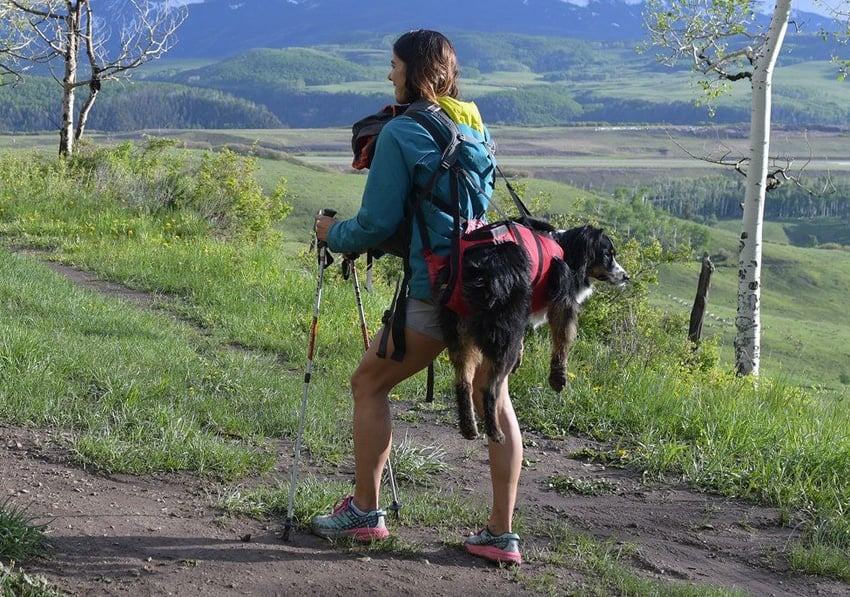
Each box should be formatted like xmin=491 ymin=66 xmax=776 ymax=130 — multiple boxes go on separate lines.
xmin=688 ymin=252 xmax=715 ymax=344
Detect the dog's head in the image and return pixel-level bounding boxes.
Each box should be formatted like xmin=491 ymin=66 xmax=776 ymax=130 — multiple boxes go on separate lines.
xmin=553 ymin=225 xmax=630 ymax=287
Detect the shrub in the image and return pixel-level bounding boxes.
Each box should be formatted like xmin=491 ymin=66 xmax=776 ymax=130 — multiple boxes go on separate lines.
xmin=68 ymin=138 xmax=291 ymax=240
xmin=0 ymin=561 xmax=59 ymax=597
xmin=186 ymin=147 xmax=290 ymax=239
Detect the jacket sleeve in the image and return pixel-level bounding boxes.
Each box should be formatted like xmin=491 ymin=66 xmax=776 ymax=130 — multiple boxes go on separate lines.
xmin=327 ymin=118 xmax=430 ymax=254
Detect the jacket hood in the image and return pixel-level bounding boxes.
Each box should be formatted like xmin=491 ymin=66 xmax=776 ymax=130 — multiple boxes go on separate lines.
xmin=436 ymin=96 xmax=485 ymax=134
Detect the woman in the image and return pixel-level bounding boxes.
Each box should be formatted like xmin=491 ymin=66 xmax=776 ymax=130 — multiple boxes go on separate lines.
xmin=311 ymin=29 xmax=523 ymax=565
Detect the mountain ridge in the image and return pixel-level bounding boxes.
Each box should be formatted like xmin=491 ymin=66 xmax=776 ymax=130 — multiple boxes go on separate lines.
xmin=171 ymin=0 xmax=829 ymax=58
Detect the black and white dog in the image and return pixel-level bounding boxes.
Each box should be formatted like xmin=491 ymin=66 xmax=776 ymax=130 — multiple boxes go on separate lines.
xmin=436 ymin=219 xmax=629 ymax=444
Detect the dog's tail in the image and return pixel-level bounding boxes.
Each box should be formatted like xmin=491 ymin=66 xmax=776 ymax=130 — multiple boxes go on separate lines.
xmin=461 ymin=242 xmax=532 ymax=312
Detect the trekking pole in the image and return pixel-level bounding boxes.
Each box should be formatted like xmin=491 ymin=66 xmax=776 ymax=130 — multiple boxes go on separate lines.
xmin=348 ymin=256 xmax=403 ymax=520
xmin=283 ymin=208 xmax=336 ymax=542
xmin=349 ymin=257 xmax=370 ymax=351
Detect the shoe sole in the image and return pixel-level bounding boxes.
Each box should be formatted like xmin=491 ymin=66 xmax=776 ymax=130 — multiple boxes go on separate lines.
xmin=312 ymin=526 xmax=389 ymax=541
xmin=465 ymin=543 xmax=522 ymax=565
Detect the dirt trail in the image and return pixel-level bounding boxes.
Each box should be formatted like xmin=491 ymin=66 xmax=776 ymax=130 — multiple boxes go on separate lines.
xmin=2 ymin=260 xmax=848 ymax=596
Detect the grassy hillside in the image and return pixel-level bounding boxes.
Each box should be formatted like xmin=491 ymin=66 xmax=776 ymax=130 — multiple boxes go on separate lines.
xmin=2 ymin=126 xmax=848 ymax=390
xmin=656 ymin=226 xmax=850 ymax=389
xmin=244 ymin=139 xmax=850 ymax=391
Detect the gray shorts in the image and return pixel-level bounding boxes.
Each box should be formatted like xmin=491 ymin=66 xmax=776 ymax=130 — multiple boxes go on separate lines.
xmin=405 ymin=298 xmax=444 ymax=341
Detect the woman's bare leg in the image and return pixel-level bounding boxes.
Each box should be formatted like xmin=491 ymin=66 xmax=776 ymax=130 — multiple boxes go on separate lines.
xmin=472 ymin=378 xmax=522 ymax=535
xmin=350 ymin=326 xmax=444 ymax=511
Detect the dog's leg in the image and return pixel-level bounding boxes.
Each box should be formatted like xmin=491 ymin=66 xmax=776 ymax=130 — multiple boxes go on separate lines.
xmin=439 ymin=309 xmax=479 ymax=440
xmin=511 ymin=337 xmax=524 ymax=374
xmin=547 ymin=302 xmax=578 ymax=393
xmin=480 ymin=364 xmax=507 ymax=444
xmin=458 ymin=241 xmax=529 ymax=443
xmin=451 ymin=333 xmax=481 ymax=440
xmin=480 ymin=332 xmax=524 ymax=444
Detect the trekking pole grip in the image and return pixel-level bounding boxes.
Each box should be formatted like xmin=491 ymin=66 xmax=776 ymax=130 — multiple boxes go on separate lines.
xmin=315 ymin=208 xmax=337 ymax=246
xmin=316 ymin=208 xmax=337 ymax=266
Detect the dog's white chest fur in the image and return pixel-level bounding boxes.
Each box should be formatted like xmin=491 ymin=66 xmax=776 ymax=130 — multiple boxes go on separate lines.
xmin=530 ymin=285 xmax=594 ymax=328
xmin=574 ymin=285 xmax=595 ymax=305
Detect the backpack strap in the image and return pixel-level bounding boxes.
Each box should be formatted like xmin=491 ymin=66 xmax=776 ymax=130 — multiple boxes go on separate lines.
xmin=497 ymin=164 xmax=535 ymax=224
xmin=405 ymin=107 xmax=471 ymax=313
xmin=405 ymin=106 xmax=465 ymax=254
xmin=377 ymin=102 xmax=458 ymax=362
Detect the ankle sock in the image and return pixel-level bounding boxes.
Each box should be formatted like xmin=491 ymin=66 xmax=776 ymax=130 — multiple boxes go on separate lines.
xmin=349 ymin=500 xmax=366 ymax=516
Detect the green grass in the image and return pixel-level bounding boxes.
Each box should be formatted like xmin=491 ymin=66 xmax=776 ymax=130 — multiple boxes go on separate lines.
xmin=2 ymin=138 xmax=850 ymax=591
xmin=0 ymin=499 xmax=56 ymax=596
xmin=654 ymin=222 xmax=850 ymax=388
xmin=527 ymin=521 xmax=747 ymax=596
xmin=0 ymin=499 xmax=49 ymax=562
xmin=0 ymin=250 xmax=286 ymax=478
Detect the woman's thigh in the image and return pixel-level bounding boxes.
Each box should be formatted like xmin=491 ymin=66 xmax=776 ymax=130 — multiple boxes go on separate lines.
xmin=354 ymin=325 xmax=445 ymax=395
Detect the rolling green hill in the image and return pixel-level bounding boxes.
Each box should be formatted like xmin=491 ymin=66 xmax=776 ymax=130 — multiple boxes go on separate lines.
xmin=656 ymin=225 xmax=850 ymax=389
xmin=2 ymin=32 xmax=849 ymax=132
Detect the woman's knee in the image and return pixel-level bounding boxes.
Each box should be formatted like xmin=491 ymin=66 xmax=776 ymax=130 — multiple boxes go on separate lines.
xmin=350 ymin=366 xmax=371 ymax=402
xmin=350 ymin=358 xmax=391 ymax=402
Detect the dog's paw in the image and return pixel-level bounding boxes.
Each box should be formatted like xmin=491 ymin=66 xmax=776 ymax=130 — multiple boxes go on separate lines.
xmin=458 ymin=414 xmax=479 ymax=440
xmin=460 ymin=424 xmax=479 ymax=440
xmin=487 ymin=429 xmax=506 ymax=444
xmin=548 ymin=370 xmax=568 ymax=393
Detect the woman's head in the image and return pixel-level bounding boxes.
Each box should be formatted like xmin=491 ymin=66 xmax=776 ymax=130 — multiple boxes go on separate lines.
xmin=390 ymin=29 xmax=459 ymax=104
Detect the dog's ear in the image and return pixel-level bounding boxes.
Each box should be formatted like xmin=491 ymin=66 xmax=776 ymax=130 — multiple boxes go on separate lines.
xmin=600 ymin=231 xmax=616 ymax=256
xmin=559 ymin=224 xmax=595 ymax=253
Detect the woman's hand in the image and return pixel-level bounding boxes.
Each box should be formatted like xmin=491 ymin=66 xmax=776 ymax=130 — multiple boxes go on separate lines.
xmin=314 ymin=214 xmax=335 ymax=243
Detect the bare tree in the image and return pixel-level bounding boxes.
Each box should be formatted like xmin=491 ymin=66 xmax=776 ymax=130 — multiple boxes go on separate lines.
xmin=0 ymin=1 xmax=188 ymax=155
xmin=821 ymin=1 xmax=850 ymax=77
xmin=0 ymin=3 xmax=35 ymax=85
xmin=643 ymin=0 xmax=801 ymax=377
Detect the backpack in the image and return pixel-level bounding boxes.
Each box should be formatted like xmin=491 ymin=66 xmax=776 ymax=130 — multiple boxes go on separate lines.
xmin=350 ymin=101 xmax=546 ymax=361
xmin=351 ymin=101 xmax=494 ymax=261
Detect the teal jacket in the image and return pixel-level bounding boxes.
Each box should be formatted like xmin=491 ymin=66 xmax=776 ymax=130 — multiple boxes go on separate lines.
xmin=327 ymin=99 xmax=495 ymax=300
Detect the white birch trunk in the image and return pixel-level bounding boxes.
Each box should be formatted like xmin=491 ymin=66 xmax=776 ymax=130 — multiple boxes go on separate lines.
xmin=734 ymin=0 xmax=792 ymax=376
xmin=58 ymin=6 xmax=80 ymax=157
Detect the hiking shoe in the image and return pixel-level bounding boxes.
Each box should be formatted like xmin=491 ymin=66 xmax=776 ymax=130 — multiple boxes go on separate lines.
xmin=464 ymin=527 xmax=522 ymax=565
xmin=310 ymin=495 xmax=389 ymax=541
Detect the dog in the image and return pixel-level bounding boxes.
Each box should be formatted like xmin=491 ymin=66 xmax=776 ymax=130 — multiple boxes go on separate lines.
xmin=436 ymin=219 xmax=629 ymax=444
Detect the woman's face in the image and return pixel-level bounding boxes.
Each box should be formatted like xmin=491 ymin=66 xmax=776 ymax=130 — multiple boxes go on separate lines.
xmin=388 ymin=53 xmax=407 ymax=103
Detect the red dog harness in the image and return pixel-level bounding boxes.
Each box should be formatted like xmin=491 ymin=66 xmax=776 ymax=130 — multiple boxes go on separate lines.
xmin=427 ymin=220 xmax=565 ymax=316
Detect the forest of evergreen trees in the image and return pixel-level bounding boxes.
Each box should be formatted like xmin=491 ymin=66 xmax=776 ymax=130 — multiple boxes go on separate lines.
xmin=646 ymin=174 xmax=850 ymax=222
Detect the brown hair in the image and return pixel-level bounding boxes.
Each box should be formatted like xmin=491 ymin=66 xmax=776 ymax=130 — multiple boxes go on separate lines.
xmin=393 ymin=30 xmax=459 ymax=103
